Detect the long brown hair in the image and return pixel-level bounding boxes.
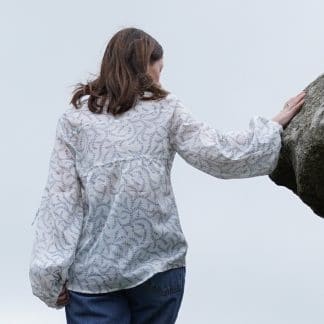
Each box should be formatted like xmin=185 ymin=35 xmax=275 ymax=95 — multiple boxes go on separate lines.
xmin=70 ymin=27 xmax=170 ymax=115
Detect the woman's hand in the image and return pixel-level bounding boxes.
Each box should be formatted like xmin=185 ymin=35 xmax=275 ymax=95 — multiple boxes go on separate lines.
xmin=272 ymin=90 xmax=306 ymax=128
xmin=56 ymin=281 xmax=70 ymax=306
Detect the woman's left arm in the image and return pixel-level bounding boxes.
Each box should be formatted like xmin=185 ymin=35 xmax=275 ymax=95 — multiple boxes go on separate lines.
xmin=169 ymin=95 xmax=284 ymax=179
xmin=29 ymin=113 xmax=84 ymax=309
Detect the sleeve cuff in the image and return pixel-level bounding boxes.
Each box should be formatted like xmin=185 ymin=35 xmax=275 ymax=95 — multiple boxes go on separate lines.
xmin=268 ymin=119 xmax=283 ymax=133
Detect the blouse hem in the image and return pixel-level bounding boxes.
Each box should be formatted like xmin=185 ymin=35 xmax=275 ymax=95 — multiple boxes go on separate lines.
xmin=66 ymin=261 xmax=186 ymax=294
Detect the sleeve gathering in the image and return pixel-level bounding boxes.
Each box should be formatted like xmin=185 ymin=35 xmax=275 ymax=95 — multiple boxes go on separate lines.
xmin=29 ymin=114 xmax=84 ymax=309
xmin=169 ymin=95 xmax=283 ymax=179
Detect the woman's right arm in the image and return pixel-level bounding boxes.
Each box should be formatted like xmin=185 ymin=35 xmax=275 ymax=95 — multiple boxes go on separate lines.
xmin=169 ymin=91 xmax=305 ymax=179
xmin=29 ymin=113 xmax=84 ymax=309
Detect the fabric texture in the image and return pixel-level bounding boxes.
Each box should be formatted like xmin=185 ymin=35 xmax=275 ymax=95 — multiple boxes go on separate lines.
xmin=65 ymin=266 xmax=186 ymax=324
xmin=29 ymin=93 xmax=283 ymax=309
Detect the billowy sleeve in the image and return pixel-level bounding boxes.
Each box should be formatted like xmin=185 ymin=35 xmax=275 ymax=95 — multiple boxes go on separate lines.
xmin=29 ymin=113 xmax=84 ymax=309
xmin=169 ymin=95 xmax=283 ymax=179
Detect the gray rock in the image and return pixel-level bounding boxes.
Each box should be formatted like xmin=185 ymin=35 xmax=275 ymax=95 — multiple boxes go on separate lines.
xmin=269 ymin=73 xmax=324 ymax=218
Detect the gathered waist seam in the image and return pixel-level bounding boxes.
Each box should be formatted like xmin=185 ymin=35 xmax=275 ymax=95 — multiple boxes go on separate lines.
xmin=77 ymin=154 xmax=171 ymax=179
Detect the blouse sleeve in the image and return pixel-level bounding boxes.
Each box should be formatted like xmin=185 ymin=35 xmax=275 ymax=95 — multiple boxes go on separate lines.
xmin=29 ymin=113 xmax=84 ymax=309
xmin=169 ymin=95 xmax=283 ymax=179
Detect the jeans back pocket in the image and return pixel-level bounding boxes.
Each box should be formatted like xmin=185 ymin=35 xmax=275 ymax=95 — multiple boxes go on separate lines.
xmin=144 ymin=266 xmax=186 ymax=296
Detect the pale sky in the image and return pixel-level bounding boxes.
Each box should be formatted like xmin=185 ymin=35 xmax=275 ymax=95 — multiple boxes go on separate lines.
xmin=1 ymin=0 xmax=324 ymax=323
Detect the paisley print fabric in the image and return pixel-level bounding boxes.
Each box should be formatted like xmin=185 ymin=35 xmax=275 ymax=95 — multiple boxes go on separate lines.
xmin=29 ymin=93 xmax=283 ymax=308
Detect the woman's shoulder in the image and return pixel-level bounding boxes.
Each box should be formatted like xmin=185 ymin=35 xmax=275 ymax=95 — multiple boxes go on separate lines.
xmin=57 ymin=102 xmax=89 ymax=132
xmin=164 ymin=92 xmax=180 ymax=103
xmin=155 ymin=92 xmax=183 ymax=112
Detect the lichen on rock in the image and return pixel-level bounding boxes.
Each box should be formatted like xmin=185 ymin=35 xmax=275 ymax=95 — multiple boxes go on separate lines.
xmin=269 ymin=73 xmax=324 ymax=218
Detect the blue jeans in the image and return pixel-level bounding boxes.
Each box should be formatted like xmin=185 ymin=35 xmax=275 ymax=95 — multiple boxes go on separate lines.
xmin=65 ymin=266 xmax=186 ymax=324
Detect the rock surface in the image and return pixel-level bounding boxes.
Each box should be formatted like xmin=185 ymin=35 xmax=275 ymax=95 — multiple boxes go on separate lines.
xmin=269 ymin=73 xmax=324 ymax=218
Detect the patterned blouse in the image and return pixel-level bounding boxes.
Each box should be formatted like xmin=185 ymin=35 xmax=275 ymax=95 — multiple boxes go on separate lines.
xmin=29 ymin=93 xmax=283 ymax=308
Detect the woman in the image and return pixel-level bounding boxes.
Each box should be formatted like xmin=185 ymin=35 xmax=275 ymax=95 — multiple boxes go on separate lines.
xmin=29 ymin=27 xmax=306 ymax=323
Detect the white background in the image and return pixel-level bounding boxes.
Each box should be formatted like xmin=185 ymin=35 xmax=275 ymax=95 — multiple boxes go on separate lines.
xmin=1 ymin=0 xmax=324 ymax=323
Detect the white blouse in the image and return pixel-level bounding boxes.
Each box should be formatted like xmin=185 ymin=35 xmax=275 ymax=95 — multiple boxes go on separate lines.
xmin=29 ymin=93 xmax=283 ymax=309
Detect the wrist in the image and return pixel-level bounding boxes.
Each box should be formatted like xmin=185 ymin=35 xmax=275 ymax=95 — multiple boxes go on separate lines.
xmin=271 ymin=116 xmax=282 ymax=126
